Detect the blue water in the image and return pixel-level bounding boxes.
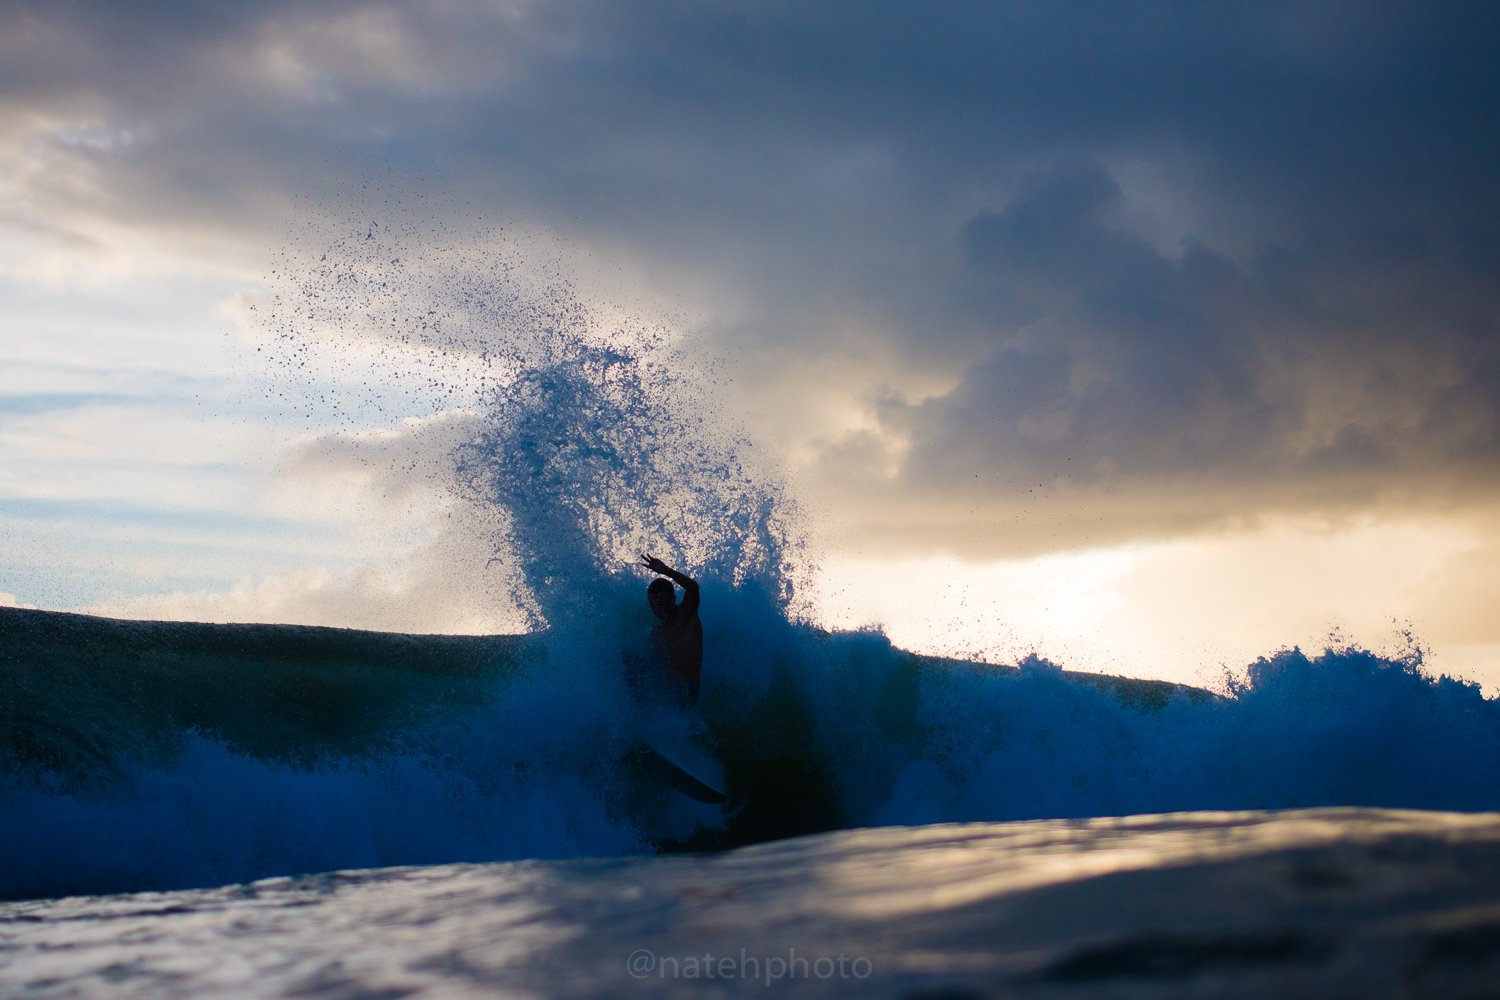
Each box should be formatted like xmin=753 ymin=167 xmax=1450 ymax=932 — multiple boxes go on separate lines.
xmin=3 ymin=305 xmax=1498 ymax=903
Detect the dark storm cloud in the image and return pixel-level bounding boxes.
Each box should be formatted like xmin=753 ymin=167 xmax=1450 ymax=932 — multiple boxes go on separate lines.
xmin=836 ymin=161 xmax=1500 ymax=552
xmin=3 ymin=0 xmax=1498 ymax=551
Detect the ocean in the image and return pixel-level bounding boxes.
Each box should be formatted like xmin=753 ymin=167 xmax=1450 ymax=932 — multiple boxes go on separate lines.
xmin=6 ymin=806 xmax=1500 ymax=997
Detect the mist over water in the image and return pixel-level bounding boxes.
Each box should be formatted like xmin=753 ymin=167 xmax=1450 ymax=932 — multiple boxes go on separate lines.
xmin=3 ymin=227 xmax=1499 ymax=902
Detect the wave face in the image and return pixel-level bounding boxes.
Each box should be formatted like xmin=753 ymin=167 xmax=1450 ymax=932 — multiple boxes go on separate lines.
xmin=4 ymin=287 xmax=1499 ymax=902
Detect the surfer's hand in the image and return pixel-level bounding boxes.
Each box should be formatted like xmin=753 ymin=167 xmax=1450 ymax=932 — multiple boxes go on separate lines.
xmin=641 ymin=554 xmax=671 ymax=575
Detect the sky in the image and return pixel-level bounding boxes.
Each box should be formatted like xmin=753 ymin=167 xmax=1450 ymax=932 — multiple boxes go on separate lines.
xmin=2 ymin=1 xmax=1499 ymax=689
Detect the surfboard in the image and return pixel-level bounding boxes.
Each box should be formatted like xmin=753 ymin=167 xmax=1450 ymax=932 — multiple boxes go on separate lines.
xmin=629 ymin=743 xmax=729 ymax=804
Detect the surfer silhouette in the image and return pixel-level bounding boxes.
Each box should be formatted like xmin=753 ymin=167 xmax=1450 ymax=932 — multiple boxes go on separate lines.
xmin=641 ymin=554 xmax=701 ymax=708
xmin=622 ymin=555 xmax=726 ymax=806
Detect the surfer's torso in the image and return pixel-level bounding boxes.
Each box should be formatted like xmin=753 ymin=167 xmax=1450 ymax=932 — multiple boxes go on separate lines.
xmin=650 ymin=608 xmax=702 ymax=688
xmin=640 ymin=556 xmax=702 ymax=709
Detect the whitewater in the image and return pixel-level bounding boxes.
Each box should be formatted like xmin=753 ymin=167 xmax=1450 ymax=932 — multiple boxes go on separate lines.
xmin=4 ymin=249 xmax=1500 ymax=996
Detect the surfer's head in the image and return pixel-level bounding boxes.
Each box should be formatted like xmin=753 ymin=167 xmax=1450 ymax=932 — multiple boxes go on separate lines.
xmin=647 ymin=578 xmax=677 ymax=619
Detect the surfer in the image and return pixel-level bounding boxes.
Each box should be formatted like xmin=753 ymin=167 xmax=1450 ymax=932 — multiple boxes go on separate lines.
xmin=625 ymin=555 xmax=729 ymax=804
xmin=641 ymin=554 xmax=701 ymax=708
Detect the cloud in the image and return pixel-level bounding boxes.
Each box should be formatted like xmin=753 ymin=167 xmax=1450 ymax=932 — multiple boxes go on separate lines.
xmin=805 ymin=160 xmax=1500 ymax=553
xmin=89 ymin=410 xmax=532 ymax=633
xmin=2 ymin=0 xmax=1498 ymax=557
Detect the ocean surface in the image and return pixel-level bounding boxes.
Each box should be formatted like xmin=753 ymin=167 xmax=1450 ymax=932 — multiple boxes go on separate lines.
xmin=6 ymin=808 xmax=1500 ymax=998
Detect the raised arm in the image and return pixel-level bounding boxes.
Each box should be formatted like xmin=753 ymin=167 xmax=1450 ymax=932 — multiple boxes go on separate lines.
xmin=642 ymin=554 xmax=700 ymax=614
